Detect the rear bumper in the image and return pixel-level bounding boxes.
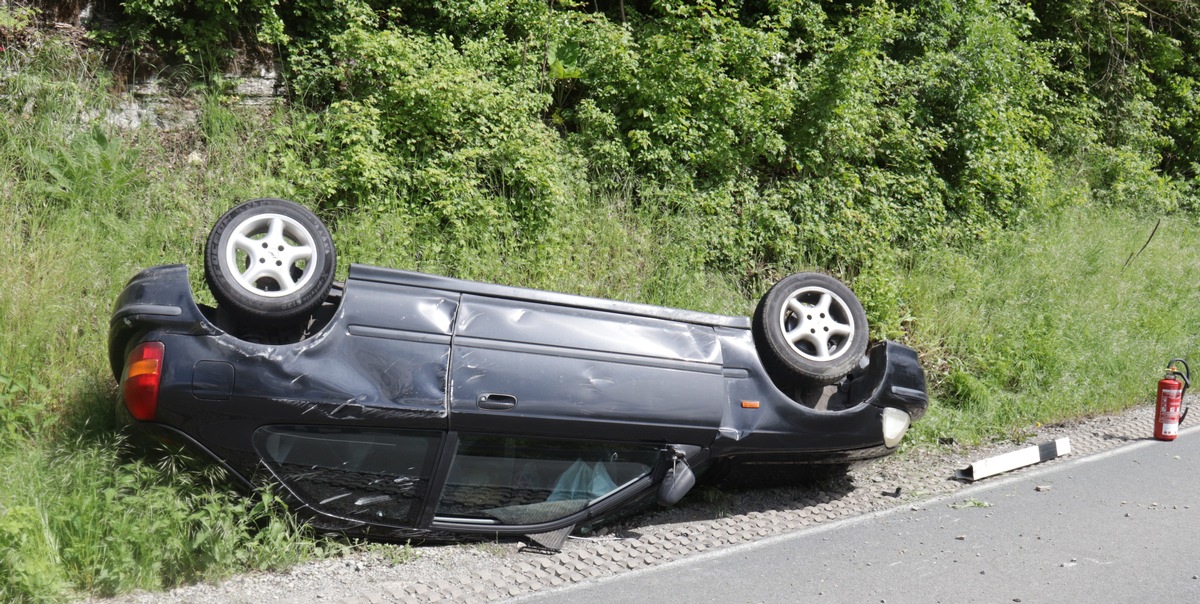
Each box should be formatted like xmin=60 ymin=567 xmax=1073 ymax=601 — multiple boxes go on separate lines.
xmin=109 ymin=265 xmax=216 ymax=382
xmin=712 ymin=339 xmax=929 ymax=461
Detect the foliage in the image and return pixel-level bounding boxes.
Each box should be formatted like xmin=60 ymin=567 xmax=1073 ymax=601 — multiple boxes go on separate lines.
xmin=277 ymin=12 xmax=584 ymax=250
xmin=1030 ymin=0 xmax=1200 ymax=187
xmin=91 ymin=0 xmax=1200 ymax=305
xmin=261 ymin=0 xmax=1068 ymax=311
xmin=0 ymin=3 xmax=37 ymax=47
xmin=97 ymin=0 xmax=287 ymax=65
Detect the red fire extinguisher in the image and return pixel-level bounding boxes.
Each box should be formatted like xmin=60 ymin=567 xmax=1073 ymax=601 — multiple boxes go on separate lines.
xmin=1155 ymin=358 xmax=1190 ymax=441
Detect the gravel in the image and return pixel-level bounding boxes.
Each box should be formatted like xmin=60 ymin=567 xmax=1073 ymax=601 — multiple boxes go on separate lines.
xmin=82 ymin=403 xmax=1177 ymax=604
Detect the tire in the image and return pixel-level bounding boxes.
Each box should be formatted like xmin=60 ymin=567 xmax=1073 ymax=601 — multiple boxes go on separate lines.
xmin=752 ymin=272 xmax=868 ymax=386
xmin=204 ymin=198 xmax=336 ymax=325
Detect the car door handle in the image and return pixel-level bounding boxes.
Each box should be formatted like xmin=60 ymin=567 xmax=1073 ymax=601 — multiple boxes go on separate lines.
xmin=477 ymin=393 xmax=517 ymax=410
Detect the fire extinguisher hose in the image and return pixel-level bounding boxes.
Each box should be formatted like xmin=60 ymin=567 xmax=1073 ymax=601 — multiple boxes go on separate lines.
xmin=1170 ymin=358 xmax=1191 ymax=424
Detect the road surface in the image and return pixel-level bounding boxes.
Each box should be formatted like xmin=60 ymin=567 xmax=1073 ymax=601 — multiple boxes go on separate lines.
xmin=518 ymin=424 xmax=1200 ymax=603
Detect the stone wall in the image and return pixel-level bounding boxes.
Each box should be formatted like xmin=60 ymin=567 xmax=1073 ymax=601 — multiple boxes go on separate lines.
xmin=14 ymin=1 xmax=289 ymax=130
xmin=105 ymin=64 xmax=284 ymax=130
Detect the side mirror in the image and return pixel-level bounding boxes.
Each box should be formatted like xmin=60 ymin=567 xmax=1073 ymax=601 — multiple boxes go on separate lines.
xmin=657 ymin=457 xmax=696 ymax=506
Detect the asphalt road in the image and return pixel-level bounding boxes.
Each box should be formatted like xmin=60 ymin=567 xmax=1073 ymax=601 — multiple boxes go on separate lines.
xmin=518 ymin=424 xmax=1200 ymax=603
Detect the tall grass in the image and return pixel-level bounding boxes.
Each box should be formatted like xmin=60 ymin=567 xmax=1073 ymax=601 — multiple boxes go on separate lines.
xmin=0 ymin=37 xmax=327 ymax=603
xmin=332 ymin=198 xmax=750 ymax=316
xmin=0 ymin=438 xmax=312 ymax=601
xmin=904 ymin=206 xmax=1200 ymax=445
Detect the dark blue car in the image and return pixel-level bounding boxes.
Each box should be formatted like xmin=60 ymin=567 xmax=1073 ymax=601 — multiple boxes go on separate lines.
xmin=110 ymin=199 xmax=927 ymax=548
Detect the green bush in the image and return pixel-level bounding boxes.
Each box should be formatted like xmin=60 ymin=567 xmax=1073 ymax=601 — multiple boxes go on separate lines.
xmin=275 ymin=2 xmax=585 ymax=263
xmin=1030 ymin=0 xmax=1200 ymax=184
xmin=102 ymin=0 xmax=287 ymax=64
xmin=93 ymin=0 xmax=1200 ymax=315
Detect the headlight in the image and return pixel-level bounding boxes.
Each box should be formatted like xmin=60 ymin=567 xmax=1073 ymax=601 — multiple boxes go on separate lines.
xmin=881 ymin=407 xmax=911 ymax=448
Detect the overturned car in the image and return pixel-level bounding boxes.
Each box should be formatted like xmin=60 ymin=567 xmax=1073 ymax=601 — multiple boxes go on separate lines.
xmin=110 ymin=198 xmax=927 ymax=547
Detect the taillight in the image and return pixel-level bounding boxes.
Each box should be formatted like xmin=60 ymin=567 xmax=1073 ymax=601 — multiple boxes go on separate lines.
xmin=122 ymin=342 xmax=164 ymax=421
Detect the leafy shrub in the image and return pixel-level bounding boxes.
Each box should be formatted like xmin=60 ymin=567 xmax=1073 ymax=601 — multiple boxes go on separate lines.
xmin=1030 ymin=0 xmax=1200 ymax=180
xmin=92 ymin=0 xmax=1200 ymax=320
xmin=276 ymin=3 xmax=585 ymax=258
xmin=102 ymin=0 xmax=287 ymax=64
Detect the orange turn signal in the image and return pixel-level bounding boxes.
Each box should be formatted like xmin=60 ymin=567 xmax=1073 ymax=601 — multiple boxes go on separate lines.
xmin=123 ymin=342 xmax=164 ymax=421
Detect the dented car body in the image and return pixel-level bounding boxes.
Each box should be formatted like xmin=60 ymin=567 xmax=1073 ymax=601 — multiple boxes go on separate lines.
xmin=111 ymin=260 xmax=927 ymax=544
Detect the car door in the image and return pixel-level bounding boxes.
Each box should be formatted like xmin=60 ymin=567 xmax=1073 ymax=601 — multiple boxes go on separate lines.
xmin=447 ymin=294 xmax=727 ymax=445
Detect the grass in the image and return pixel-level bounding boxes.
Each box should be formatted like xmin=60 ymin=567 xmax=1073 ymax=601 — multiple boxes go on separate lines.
xmin=4 ymin=26 xmax=1200 ymax=603
xmin=0 ymin=439 xmax=315 ymax=600
xmin=903 ymin=206 xmax=1200 ymax=447
xmin=0 ymin=37 xmax=330 ymax=603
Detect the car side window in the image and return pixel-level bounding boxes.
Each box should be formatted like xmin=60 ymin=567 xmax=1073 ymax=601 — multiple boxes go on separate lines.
xmin=435 ymin=435 xmax=659 ymax=526
xmin=255 ymin=426 xmax=441 ymax=527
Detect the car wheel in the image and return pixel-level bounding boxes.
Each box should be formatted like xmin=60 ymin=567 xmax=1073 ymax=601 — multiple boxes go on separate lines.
xmin=204 ymin=198 xmax=336 ymax=325
xmin=753 ymin=272 xmax=868 ymax=386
